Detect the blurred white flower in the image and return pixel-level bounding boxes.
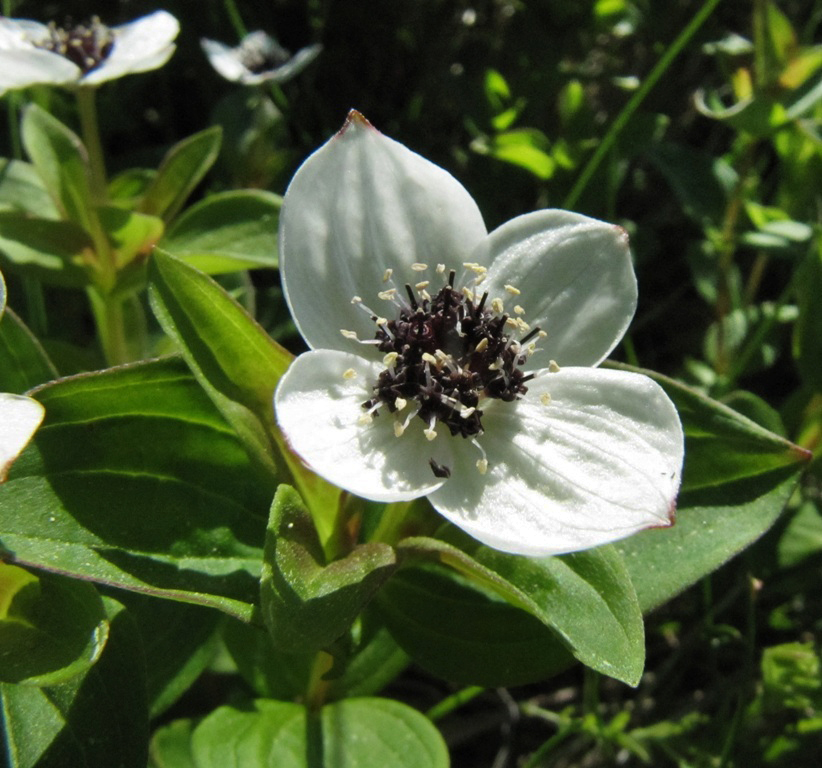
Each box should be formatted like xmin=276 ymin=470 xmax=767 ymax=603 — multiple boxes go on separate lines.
xmin=274 ymin=110 xmax=685 ymax=557
xmin=201 ymin=30 xmax=321 ymax=85
xmin=0 ymin=11 xmax=179 ymax=96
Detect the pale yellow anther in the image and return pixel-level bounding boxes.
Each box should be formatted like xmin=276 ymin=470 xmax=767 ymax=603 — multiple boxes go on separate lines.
xmin=462 ymin=286 xmax=475 ymax=301
xmin=549 ymin=360 xmax=561 ymax=373
xmin=540 ymin=392 xmax=552 ymax=405
xmin=475 ymin=337 xmax=489 ymax=353
xmin=340 ymin=329 xmax=359 ymax=340
xmin=504 ymin=284 xmax=521 ymax=295
xmin=514 ymin=305 xmax=525 ymax=315
xmin=383 ymin=351 xmax=399 ymax=366
xmin=423 ymin=427 xmax=437 ymax=441
xmin=375 ymin=316 xmax=388 ymax=326
xmin=383 ymin=268 xmax=393 ymax=282
xmin=395 ymin=397 xmax=408 ymax=411
xmin=461 ymin=406 xmax=476 ymax=419
xmin=351 ymin=296 xmax=363 ymax=304
xmin=422 ymin=352 xmax=438 ymax=365
xmin=415 ymin=280 xmax=430 ymax=290
xmin=393 ymin=421 xmax=405 ymax=437
xmin=528 ymin=343 xmax=537 ymax=354
xmin=517 ymin=318 xmax=531 ymax=332
xmin=462 ymin=261 xmax=479 ymax=269
xmin=342 ymin=368 xmax=357 ymax=380
xmin=378 ymin=289 xmax=397 ymax=300
xmin=488 ymin=361 xmax=500 ymax=371
xmin=491 ymin=298 xmax=505 ymax=314
xmin=473 ymin=273 xmax=487 ymax=286
xmin=411 ymin=262 xmax=428 ymax=271
xmin=538 ymin=330 xmax=548 ymax=338
xmin=476 ymin=458 xmax=488 ymax=475
xmin=420 ymin=289 xmax=432 ymax=301
xmin=358 ymin=413 xmax=374 ymax=426
xmin=505 ymin=317 xmax=519 ymax=329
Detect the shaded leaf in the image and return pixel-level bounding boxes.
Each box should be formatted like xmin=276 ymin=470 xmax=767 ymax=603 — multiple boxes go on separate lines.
xmin=0 ymin=306 xmax=59 ymax=393
xmin=0 ymin=159 xmax=59 ymax=218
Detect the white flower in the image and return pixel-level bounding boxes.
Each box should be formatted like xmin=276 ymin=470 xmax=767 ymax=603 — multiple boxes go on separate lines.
xmin=274 ymin=110 xmax=684 ymax=557
xmin=0 ymin=393 xmax=44 ymax=482
xmin=201 ymin=30 xmax=321 ymax=85
xmin=0 ymin=11 xmax=179 ymax=96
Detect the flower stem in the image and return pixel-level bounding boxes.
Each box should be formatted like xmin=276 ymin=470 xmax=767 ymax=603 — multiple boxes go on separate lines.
xmin=87 ymin=288 xmax=131 ymax=366
xmin=563 ymin=0 xmax=723 ymax=209
xmin=75 ymin=87 xmax=108 ymax=204
xmin=223 ymin=0 xmax=248 ymax=38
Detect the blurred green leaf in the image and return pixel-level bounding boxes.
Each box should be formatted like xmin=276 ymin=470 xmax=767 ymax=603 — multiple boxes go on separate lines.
xmin=0 ymin=597 xmax=147 ymax=768
xmin=0 ymin=306 xmax=59 ymax=393
xmin=376 ymin=563 xmax=574 ymax=686
xmin=0 ymin=357 xmax=268 ymax=621
xmin=157 ymin=697 xmax=449 ymax=768
xmin=793 ymin=243 xmax=822 ymax=390
xmin=261 ymin=485 xmax=396 ymax=652
xmin=473 ymin=128 xmax=555 ymax=180
xmin=761 ymin=642 xmax=822 ymax=714
xmin=611 ymin=364 xmax=811 ymax=613
xmin=149 ymin=719 xmax=197 ymax=768
xmin=0 ymin=564 xmax=108 ymax=686
xmin=139 ymin=126 xmax=222 ymax=222
xmin=0 ymin=213 xmax=92 ymax=288
xmin=20 ymin=105 xmax=94 ymax=233
xmin=158 ymin=190 xmax=280 ymax=274
xmin=0 ymin=159 xmax=59 ymax=218
xmin=107 ymin=168 xmax=157 ymax=208
xmin=97 ymin=206 xmax=164 ymax=270
xmin=396 ymin=532 xmax=644 ymax=686
xmin=778 ymin=501 xmax=822 ymax=567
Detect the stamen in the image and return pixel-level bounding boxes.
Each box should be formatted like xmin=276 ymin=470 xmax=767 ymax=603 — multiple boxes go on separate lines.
xmin=342 ymin=368 xmax=357 ymax=380
xmin=395 ymin=397 xmax=408 ymax=411
xmin=378 ymin=288 xmax=398 ymax=300
xmin=436 ymin=263 xmax=446 ymax=275
xmin=411 ymin=262 xmax=428 ymax=271
xmin=383 ymin=268 xmax=393 ymax=282
xmin=491 ymin=298 xmax=505 ymax=314
xmin=540 ymin=393 xmax=552 ymax=405
xmin=415 ymin=280 xmax=430 ymax=291
xmin=340 ymin=329 xmax=359 ymax=340
xmin=383 ymin=351 xmax=399 ymax=366
xmin=504 ymin=284 xmax=521 ymax=295
xmin=549 ymin=360 xmax=561 ymax=373
xmin=471 ymin=438 xmax=488 ymax=475
xmin=514 ymin=305 xmax=525 ymax=315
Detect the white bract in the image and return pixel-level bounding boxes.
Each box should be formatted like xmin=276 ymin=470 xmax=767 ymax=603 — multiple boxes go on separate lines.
xmin=0 ymin=11 xmax=179 ymax=96
xmin=201 ymin=31 xmax=321 ymax=85
xmin=274 ymin=110 xmax=685 ymax=557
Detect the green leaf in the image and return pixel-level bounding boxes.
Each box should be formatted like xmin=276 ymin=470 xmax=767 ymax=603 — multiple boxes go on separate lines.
xmin=166 ymin=697 xmax=449 ymax=768
xmin=0 ymin=357 xmax=269 ymax=621
xmin=97 ymin=205 xmax=164 ymax=270
xmin=158 ymin=190 xmax=281 ymax=274
xmin=118 ymin=593 xmax=221 ymax=718
xmin=0 ymin=306 xmax=59 ymax=393
xmin=224 ymin=607 xmax=408 ymax=701
xmin=139 ymin=126 xmax=222 ymax=222
xmin=0 ymin=596 xmax=148 ymax=768
xmin=376 ymin=563 xmax=574 ymax=686
xmin=107 ymin=168 xmax=157 ymax=207
xmin=488 ymin=129 xmax=555 ymax=180
xmin=261 ymin=485 xmax=396 ymax=652
xmin=396 ymin=532 xmax=645 ymax=686
xmin=20 ymin=105 xmax=94 ymax=232
xmin=0 ymin=564 xmax=108 ymax=686
xmin=0 ymin=159 xmax=59 ymax=218
xmin=148 ymin=249 xmax=341 ymax=533
xmin=149 ymin=719 xmax=198 ymax=768
xmin=0 ymin=212 xmax=93 ymax=287
xmin=609 ymin=364 xmax=811 ymax=613
xmin=148 ymin=248 xmax=290 ymax=476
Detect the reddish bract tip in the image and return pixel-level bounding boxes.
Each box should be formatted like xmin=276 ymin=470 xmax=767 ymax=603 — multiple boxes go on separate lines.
xmin=337 ymin=109 xmax=374 ymax=137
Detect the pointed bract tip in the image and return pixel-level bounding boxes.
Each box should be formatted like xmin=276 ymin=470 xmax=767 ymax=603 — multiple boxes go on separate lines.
xmin=337 ymin=109 xmax=374 ymax=137
xmin=613 ymin=224 xmax=631 ymax=247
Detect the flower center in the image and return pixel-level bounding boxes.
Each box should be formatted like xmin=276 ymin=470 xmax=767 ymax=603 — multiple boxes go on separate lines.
xmin=347 ymin=263 xmax=547 ymax=476
xmin=34 ymin=17 xmax=115 ymax=74
xmin=237 ymin=32 xmax=290 ymax=74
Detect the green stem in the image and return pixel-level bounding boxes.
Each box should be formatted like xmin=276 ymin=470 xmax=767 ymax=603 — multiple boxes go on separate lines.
xmin=87 ymin=288 xmax=130 ymax=366
xmin=425 ymin=686 xmax=485 ymax=722
xmin=223 ymin=0 xmax=248 ymax=38
xmin=75 ymin=87 xmax=107 ymax=204
xmin=563 ymin=0 xmax=724 ymax=209
xmin=304 ymin=651 xmax=333 ymax=712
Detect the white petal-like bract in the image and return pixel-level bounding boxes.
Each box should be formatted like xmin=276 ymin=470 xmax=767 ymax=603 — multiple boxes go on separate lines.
xmin=0 ymin=393 xmax=44 ymax=482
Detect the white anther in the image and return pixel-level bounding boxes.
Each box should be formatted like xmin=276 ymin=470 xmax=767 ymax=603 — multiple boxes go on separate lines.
xmin=340 ymin=329 xmax=359 ymax=340
xmin=351 ymin=296 xmax=363 ymax=304
xmin=394 ymin=421 xmax=405 ymax=437
xmin=383 ymin=351 xmax=399 ymax=366
xmin=538 ymin=330 xmax=548 ymax=338
xmin=415 ymin=280 xmax=430 ymax=290
xmin=423 ymin=427 xmax=437 ymax=441
xmin=395 ymin=397 xmax=408 ymax=411
xmin=358 ymin=413 xmax=374 ymax=425
xmin=540 ymin=392 xmax=552 ymax=405
xmin=436 ymin=263 xmax=446 ymax=275
xmin=460 ymin=406 xmax=476 ymax=419
xmin=476 ymin=458 xmax=488 ymax=475
xmin=420 ymin=289 xmax=431 ymax=301
xmin=383 ymin=268 xmax=393 ymax=282
xmin=504 ymin=284 xmax=521 ymax=295
xmin=411 ymin=262 xmax=428 ymax=271
xmin=375 ymin=316 xmax=388 ymax=326
xmin=491 ymin=298 xmax=505 ymax=314
xmin=549 ymin=360 xmax=561 ymax=373
xmin=378 ymin=289 xmax=397 ymax=300
xmin=342 ymin=368 xmax=357 ymax=380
